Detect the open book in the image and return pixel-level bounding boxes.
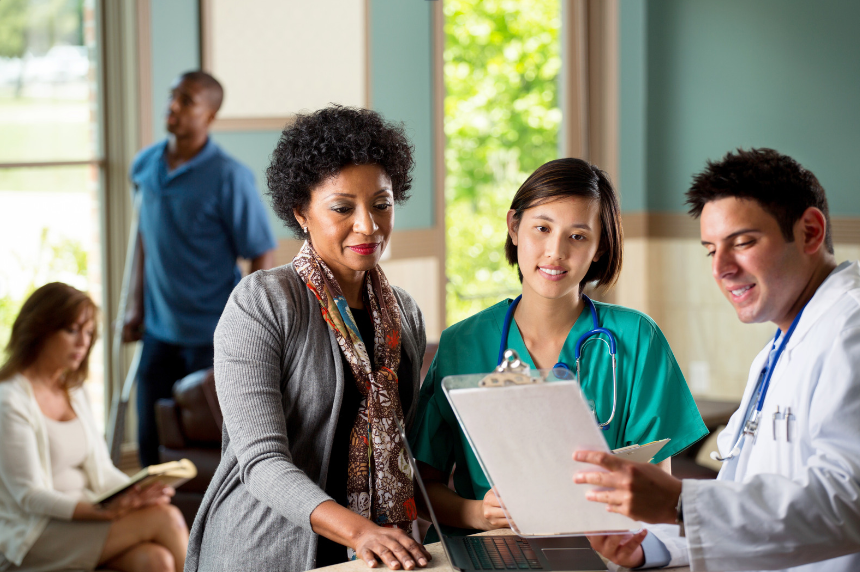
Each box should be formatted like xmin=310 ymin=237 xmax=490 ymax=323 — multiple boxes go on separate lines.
xmin=95 ymin=458 xmax=197 ymax=505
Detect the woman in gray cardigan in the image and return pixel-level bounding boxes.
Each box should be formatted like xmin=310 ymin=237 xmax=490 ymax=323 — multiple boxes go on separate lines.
xmin=185 ymin=106 xmax=432 ymax=571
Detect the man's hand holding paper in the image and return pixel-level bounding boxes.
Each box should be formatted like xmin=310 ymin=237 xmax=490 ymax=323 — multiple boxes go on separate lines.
xmin=573 ymin=450 xmax=684 ymax=568
xmin=573 ymin=450 xmax=682 ymax=524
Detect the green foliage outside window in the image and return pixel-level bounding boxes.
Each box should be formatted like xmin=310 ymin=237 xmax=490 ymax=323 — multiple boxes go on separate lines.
xmin=0 ymin=0 xmax=29 ymax=59
xmin=0 ymin=0 xmax=83 ymax=58
xmin=0 ymin=231 xmax=88 ymax=349
xmin=0 ymin=0 xmax=92 ymax=347
xmin=444 ymin=0 xmax=562 ymax=326
xmin=0 ymin=0 xmax=85 ymax=98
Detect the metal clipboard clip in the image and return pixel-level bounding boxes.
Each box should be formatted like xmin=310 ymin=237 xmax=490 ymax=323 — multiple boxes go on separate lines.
xmin=479 ymin=349 xmax=539 ymax=387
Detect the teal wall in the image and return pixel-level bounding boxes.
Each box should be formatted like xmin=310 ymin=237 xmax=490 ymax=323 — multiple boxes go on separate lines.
xmin=146 ymin=0 xmax=436 ymax=238
xmin=149 ymin=0 xmax=200 ymax=142
xmin=370 ymin=0 xmax=435 ymax=230
xmin=618 ymin=0 xmax=647 ymax=212
xmin=619 ymin=0 xmax=860 ymax=216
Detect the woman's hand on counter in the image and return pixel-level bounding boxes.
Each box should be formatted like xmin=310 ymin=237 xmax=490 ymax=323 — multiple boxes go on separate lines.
xmin=311 ymin=500 xmax=431 ymax=569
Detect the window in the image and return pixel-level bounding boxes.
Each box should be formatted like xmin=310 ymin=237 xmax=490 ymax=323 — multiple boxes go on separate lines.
xmin=0 ymin=0 xmax=106 ymax=429
xmin=444 ymin=0 xmax=562 ymax=325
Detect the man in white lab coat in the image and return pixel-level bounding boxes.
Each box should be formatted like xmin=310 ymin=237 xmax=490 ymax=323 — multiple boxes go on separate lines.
xmin=575 ymin=148 xmax=860 ymax=571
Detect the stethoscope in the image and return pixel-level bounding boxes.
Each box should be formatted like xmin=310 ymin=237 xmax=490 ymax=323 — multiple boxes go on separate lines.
xmin=498 ymin=294 xmax=618 ymax=429
xmin=711 ymin=304 xmax=807 ymax=462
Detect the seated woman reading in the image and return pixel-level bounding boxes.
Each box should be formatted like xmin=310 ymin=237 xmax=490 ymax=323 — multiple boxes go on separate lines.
xmin=0 ymin=282 xmax=188 ymax=572
xmin=409 ymin=158 xmax=708 ymax=539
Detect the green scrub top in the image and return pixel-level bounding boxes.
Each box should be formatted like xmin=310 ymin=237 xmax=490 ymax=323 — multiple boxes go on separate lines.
xmin=409 ymin=298 xmax=707 ymax=538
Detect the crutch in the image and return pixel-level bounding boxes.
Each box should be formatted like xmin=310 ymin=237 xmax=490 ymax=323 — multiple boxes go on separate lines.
xmin=107 ymin=194 xmax=142 ymax=466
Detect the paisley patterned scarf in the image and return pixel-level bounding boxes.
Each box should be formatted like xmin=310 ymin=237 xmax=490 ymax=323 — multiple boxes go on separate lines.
xmin=293 ymin=241 xmax=416 ymax=539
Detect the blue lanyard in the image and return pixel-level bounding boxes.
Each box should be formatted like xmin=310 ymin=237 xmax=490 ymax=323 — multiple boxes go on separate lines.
xmin=711 ymin=304 xmax=808 ymax=463
xmin=746 ymin=305 xmax=807 ymax=430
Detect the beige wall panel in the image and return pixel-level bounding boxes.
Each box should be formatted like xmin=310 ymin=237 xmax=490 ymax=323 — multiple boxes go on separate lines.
xmin=616 ymin=237 xmax=774 ymax=401
xmin=834 ymin=244 xmax=860 ymax=264
xmin=614 ymin=237 xmax=649 ymax=313
xmin=617 ymin=218 xmax=860 ymax=401
xmin=647 ymin=239 xmax=720 ymax=311
xmin=380 ymin=257 xmax=441 ymax=343
xmin=208 ymin=0 xmax=366 ymax=118
xmin=661 ymin=305 xmax=772 ymax=400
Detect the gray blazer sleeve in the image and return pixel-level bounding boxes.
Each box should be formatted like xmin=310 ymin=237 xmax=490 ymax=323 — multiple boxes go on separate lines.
xmin=213 ymin=272 xmax=332 ymax=530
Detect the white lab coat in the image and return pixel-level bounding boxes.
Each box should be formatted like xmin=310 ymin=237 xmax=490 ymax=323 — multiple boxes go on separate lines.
xmin=650 ymin=260 xmax=860 ymax=571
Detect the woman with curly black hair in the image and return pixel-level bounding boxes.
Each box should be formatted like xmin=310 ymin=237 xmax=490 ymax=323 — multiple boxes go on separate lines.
xmin=185 ymin=106 xmax=431 ymax=571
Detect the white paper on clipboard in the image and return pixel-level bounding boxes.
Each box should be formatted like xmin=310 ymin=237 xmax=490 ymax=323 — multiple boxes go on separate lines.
xmin=445 ymin=379 xmax=640 ymax=536
xmin=612 ymin=439 xmax=670 ymax=464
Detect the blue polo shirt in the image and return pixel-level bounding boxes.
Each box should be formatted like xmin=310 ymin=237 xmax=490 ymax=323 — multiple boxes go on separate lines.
xmin=130 ymin=139 xmax=277 ymax=345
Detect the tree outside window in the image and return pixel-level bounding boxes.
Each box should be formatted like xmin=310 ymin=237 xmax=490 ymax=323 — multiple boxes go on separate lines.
xmin=0 ymin=0 xmax=104 ymax=428
xmin=445 ymin=0 xmax=562 ymax=326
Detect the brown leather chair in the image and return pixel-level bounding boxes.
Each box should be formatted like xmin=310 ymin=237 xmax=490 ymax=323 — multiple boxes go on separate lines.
xmin=154 ymin=368 xmax=222 ymax=526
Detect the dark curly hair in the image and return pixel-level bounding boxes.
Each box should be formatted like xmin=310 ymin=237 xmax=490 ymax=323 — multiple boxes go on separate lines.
xmin=686 ymin=148 xmax=833 ymax=254
xmin=266 ymin=105 xmax=415 ymax=237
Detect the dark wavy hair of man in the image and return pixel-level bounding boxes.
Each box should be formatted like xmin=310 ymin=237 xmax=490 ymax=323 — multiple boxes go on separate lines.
xmin=686 ymin=147 xmax=833 ymax=254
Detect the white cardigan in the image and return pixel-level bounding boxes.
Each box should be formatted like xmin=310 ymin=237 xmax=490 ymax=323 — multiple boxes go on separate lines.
xmin=0 ymin=374 xmax=128 ymax=566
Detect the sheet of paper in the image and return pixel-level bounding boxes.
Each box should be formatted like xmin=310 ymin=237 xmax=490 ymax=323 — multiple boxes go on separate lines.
xmin=447 ymin=382 xmax=639 ymax=536
xmin=612 ymin=439 xmax=670 ymax=464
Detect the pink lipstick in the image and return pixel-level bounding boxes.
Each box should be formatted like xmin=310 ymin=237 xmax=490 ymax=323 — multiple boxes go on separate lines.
xmin=349 ymin=243 xmax=380 ymax=256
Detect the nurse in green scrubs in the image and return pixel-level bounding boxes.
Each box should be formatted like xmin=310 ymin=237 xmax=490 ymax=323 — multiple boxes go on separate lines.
xmin=410 ymin=158 xmax=707 ymax=540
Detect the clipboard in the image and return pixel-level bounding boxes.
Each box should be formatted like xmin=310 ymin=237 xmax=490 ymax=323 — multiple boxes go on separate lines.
xmin=441 ymin=353 xmax=648 ymax=537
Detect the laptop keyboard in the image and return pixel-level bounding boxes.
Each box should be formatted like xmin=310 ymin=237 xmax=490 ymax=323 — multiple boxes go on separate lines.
xmin=464 ymin=536 xmax=543 ymax=570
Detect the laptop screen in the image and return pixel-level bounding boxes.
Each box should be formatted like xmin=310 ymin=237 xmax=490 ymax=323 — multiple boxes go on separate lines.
xmin=394 ymin=417 xmax=457 ymax=566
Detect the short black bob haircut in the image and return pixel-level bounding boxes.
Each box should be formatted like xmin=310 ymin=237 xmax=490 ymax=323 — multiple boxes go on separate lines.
xmin=267 ymin=105 xmax=414 ymax=237
xmin=686 ymin=148 xmax=833 ymax=254
xmin=505 ymin=158 xmax=623 ymax=291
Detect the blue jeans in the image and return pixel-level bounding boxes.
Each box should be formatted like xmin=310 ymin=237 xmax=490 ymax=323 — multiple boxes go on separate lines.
xmin=136 ymin=335 xmax=214 ymax=466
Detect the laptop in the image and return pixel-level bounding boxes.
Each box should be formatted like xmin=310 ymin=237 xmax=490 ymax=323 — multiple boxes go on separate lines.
xmin=396 ymin=419 xmax=608 ymax=571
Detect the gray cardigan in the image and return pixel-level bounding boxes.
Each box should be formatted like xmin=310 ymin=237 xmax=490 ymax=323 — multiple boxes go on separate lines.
xmin=184 ymin=264 xmax=426 ymax=572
